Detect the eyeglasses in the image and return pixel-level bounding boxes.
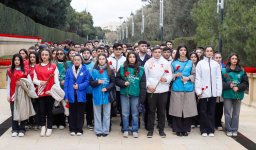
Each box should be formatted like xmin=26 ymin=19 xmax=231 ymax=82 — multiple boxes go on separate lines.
xmin=115 ymin=48 xmax=122 ymax=51
xmin=57 ymin=53 xmax=64 ymax=56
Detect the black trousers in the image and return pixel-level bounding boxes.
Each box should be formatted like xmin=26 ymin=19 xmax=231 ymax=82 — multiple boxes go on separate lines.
xmin=215 ymin=101 xmax=224 ymax=128
xmin=199 ymin=97 xmax=216 ymax=134
xmin=172 ymin=116 xmax=191 ymax=132
xmin=191 ymin=101 xmax=200 ymax=126
xmin=28 ymin=98 xmax=40 ymax=126
xmin=53 ymin=113 xmax=66 ymax=127
xmin=85 ymin=94 xmax=94 ymax=125
xmin=166 ymin=91 xmax=172 ymax=125
xmin=147 ymin=92 xmax=168 ymax=132
xmin=39 ymin=96 xmax=55 ymax=129
xmin=69 ymin=101 xmax=86 ymax=133
xmin=10 ymin=102 xmax=26 ymax=133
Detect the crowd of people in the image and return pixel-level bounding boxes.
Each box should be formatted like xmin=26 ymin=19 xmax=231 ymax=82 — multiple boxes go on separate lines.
xmin=6 ymin=39 xmax=249 ymax=139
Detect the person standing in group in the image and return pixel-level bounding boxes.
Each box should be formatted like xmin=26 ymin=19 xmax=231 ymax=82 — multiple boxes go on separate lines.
xmin=169 ymin=45 xmax=198 ymax=136
xmin=137 ymin=41 xmax=151 ymax=130
xmin=222 ymin=54 xmax=249 ymax=137
xmin=116 ymin=51 xmax=146 ymax=138
xmin=64 ymin=54 xmax=90 ymax=136
xmin=90 ymin=54 xmax=115 ymax=137
xmin=81 ymin=48 xmax=95 ymax=130
xmin=19 ymin=49 xmax=29 ymax=66
xmin=107 ymin=43 xmax=126 ymax=126
xmin=213 ymin=52 xmax=225 ymax=131
xmin=53 ymin=48 xmax=72 ymax=130
xmin=7 ymin=54 xmax=27 ymax=137
xmin=144 ymin=47 xmax=173 ymax=138
xmin=33 ymin=49 xmax=60 ymax=137
xmin=189 ymin=52 xmax=200 ymax=128
xmin=26 ymin=52 xmax=40 ymax=130
xmin=195 ymin=46 xmax=222 ymax=137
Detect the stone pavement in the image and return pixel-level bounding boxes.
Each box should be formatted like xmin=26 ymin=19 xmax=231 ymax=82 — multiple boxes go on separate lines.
xmin=0 ymin=89 xmax=255 ymax=150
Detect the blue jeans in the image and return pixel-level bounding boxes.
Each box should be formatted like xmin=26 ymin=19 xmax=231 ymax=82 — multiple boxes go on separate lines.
xmin=93 ymin=102 xmax=111 ymax=134
xmin=120 ymin=95 xmax=139 ymax=132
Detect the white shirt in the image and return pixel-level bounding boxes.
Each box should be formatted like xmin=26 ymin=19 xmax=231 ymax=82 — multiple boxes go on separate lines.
xmin=144 ymin=56 xmax=173 ymax=93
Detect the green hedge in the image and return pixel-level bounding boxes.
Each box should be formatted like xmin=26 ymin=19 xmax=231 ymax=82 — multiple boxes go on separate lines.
xmin=0 ymin=3 xmax=84 ymax=43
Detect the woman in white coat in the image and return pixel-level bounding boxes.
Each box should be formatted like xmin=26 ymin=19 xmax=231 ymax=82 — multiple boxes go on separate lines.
xmin=195 ymin=46 xmax=222 ymax=137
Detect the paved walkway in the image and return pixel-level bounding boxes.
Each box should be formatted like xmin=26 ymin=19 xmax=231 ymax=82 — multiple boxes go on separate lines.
xmin=0 ymin=89 xmax=255 ymax=150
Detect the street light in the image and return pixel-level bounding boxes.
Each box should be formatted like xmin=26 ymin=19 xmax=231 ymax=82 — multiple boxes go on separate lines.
xmin=130 ymin=12 xmax=135 ymax=41
xmin=122 ymin=21 xmax=126 ymax=42
xmin=217 ymin=0 xmax=224 ymax=53
xmin=118 ymin=17 xmax=123 ymax=41
xmin=160 ymin=0 xmax=164 ymax=43
xmin=141 ymin=0 xmax=147 ymax=40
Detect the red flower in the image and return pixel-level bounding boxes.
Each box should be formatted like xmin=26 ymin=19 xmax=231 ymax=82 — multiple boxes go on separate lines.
xmin=109 ymin=61 xmax=112 ymax=65
xmin=124 ymin=71 xmax=130 ymax=77
xmin=176 ymin=65 xmax=180 ymax=71
xmin=206 ymin=86 xmax=208 ymax=89
xmin=164 ymin=70 xmax=169 ymax=73
xmin=65 ymin=103 xmax=69 ymax=109
xmin=202 ymin=88 xmax=205 ymax=91
xmin=224 ymin=74 xmax=229 ymax=78
xmin=99 ymin=69 xmax=104 ymax=74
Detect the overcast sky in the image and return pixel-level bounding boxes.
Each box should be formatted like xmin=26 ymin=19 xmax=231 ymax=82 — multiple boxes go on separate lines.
xmin=71 ymin=0 xmax=144 ymax=27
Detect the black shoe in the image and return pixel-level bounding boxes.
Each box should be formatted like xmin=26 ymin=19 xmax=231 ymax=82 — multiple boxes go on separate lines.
xmin=96 ymin=134 xmax=102 ymax=137
xmin=176 ymin=132 xmax=182 ymax=136
xmin=147 ymin=131 xmax=153 ymax=138
xmin=102 ymin=134 xmax=108 ymax=137
xmin=159 ymin=131 xmax=166 ymax=138
xmin=182 ymin=132 xmax=188 ymax=136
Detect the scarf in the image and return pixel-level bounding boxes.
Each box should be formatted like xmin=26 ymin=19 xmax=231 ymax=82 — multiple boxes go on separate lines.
xmin=72 ymin=64 xmax=82 ymax=79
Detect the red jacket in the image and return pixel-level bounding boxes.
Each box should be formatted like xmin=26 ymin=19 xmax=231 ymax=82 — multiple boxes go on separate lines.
xmin=35 ymin=63 xmax=56 ymax=97
xmin=7 ymin=69 xmax=27 ymax=102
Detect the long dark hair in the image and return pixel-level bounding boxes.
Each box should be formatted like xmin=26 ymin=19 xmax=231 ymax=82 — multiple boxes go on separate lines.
xmin=124 ymin=51 xmax=140 ymax=76
xmin=19 ymin=48 xmax=28 ymax=60
xmin=174 ymin=45 xmax=189 ymax=60
xmin=28 ymin=51 xmax=39 ymax=65
xmin=226 ymin=53 xmax=240 ymax=67
xmin=11 ymin=53 xmax=25 ymax=73
xmin=189 ymin=52 xmax=199 ymax=65
xmin=94 ymin=54 xmax=112 ymax=77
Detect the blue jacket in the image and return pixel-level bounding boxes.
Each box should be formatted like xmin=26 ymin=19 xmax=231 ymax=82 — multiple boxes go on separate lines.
xmin=84 ymin=61 xmax=95 ymax=94
xmin=64 ymin=65 xmax=90 ymax=103
xmin=90 ymin=67 xmax=115 ymax=106
xmin=171 ymin=60 xmax=194 ymax=92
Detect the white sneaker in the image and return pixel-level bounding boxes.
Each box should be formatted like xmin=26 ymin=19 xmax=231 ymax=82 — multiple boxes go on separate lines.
xmin=40 ymin=126 xmax=46 ymax=137
xmin=70 ymin=132 xmax=76 ymax=136
xmin=46 ymin=129 xmax=52 ymax=137
xmin=232 ymin=132 xmax=238 ymax=137
xmin=18 ymin=132 xmax=25 ymax=137
xmin=208 ymin=133 xmax=215 ymax=137
xmin=123 ymin=131 xmax=129 ymax=138
xmin=133 ymin=132 xmax=139 ymax=138
xmin=59 ymin=125 xmax=65 ymax=130
xmin=76 ymin=132 xmax=82 ymax=136
xmin=11 ymin=132 xmax=18 ymax=137
xmin=217 ymin=127 xmax=223 ymax=131
xmin=201 ymin=133 xmax=208 ymax=137
xmin=226 ymin=132 xmax=232 ymax=137
xmin=191 ymin=125 xmax=196 ymax=128
xmin=52 ymin=125 xmax=57 ymax=129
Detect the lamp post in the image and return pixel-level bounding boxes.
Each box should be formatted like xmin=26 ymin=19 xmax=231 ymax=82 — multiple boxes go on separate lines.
xmin=217 ymin=0 xmax=224 ymax=53
xmin=131 ymin=12 xmax=135 ymax=42
xmin=160 ymin=0 xmax=164 ymax=43
xmin=141 ymin=0 xmax=147 ymax=40
xmin=118 ymin=17 xmax=123 ymax=41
